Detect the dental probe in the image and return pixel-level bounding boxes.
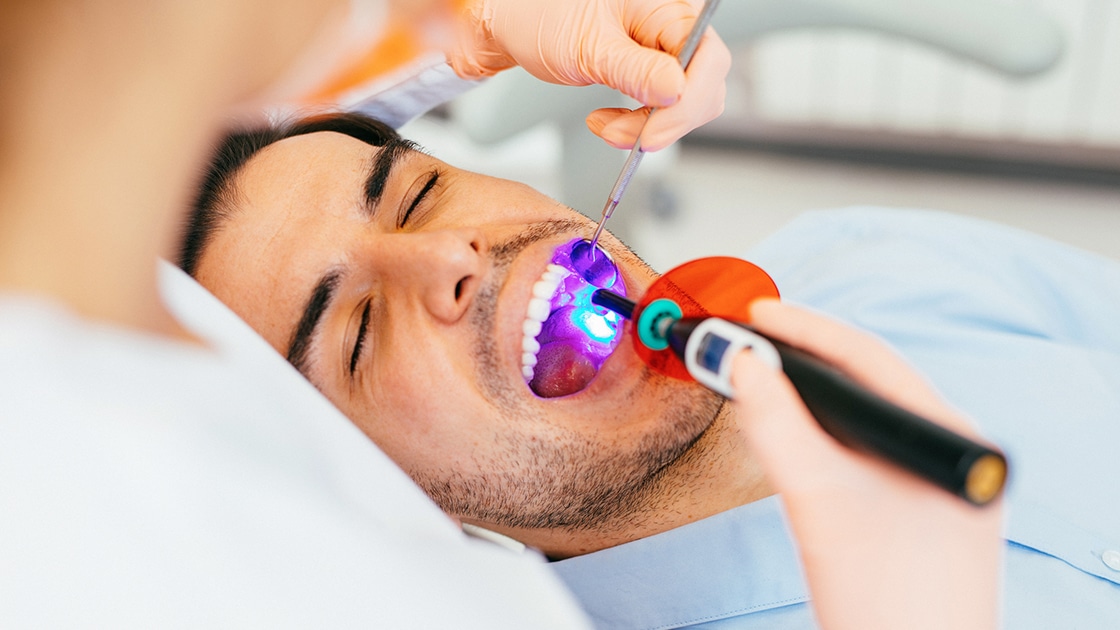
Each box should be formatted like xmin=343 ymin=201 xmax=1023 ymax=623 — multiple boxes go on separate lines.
xmin=590 ymin=289 xmax=1008 ymax=506
xmin=586 ymin=0 xmax=723 ymax=250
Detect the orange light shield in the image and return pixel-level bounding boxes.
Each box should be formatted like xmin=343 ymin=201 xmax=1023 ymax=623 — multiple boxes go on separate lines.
xmin=634 ymin=257 xmax=779 ymax=380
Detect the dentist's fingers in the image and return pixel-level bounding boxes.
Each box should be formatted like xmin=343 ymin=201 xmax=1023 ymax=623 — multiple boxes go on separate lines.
xmin=731 ymin=351 xmax=1002 ymax=630
xmin=448 ymin=0 xmax=730 ymax=150
xmin=605 ymin=0 xmax=726 ymax=112
xmin=583 ymin=1 xmax=696 ymax=108
xmin=585 ymin=108 xmax=641 ymax=150
xmin=585 ymin=29 xmax=729 ymax=151
xmin=729 ymin=302 xmax=1003 ymax=630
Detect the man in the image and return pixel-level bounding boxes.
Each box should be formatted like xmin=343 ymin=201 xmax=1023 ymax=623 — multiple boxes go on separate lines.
xmin=179 ymin=112 xmax=1119 ymax=628
xmin=180 ymin=113 xmax=759 ymax=557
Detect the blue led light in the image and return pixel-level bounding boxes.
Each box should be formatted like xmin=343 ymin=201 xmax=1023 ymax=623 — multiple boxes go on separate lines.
xmin=561 ymin=279 xmax=623 ymax=345
xmin=571 ymin=308 xmax=619 ymax=342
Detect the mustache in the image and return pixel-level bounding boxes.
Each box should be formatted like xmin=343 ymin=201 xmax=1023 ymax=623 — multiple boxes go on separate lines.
xmin=488 ymin=219 xmax=588 ymax=268
xmin=468 ymin=218 xmax=588 ymax=408
xmin=473 ymin=217 xmax=588 ymax=326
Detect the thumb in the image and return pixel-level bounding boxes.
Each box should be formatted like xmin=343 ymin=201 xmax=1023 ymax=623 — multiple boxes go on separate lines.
xmin=585 ymin=107 xmax=651 ymax=149
xmin=732 ymin=351 xmax=823 ymax=457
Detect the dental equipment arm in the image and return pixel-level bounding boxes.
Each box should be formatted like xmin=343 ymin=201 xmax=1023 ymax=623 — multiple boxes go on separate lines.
xmin=713 ymin=0 xmax=1062 ymax=77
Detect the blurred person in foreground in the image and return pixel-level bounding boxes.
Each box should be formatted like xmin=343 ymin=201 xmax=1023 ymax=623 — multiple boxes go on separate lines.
xmin=0 ymin=0 xmax=733 ymax=626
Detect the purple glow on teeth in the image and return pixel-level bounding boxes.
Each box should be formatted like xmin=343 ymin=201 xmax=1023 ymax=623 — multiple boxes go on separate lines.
xmin=523 ymin=239 xmax=626 ymax=398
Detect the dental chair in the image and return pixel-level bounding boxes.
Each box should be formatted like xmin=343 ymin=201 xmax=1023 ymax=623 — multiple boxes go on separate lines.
xmin=440 ymin=0 xmax=1064 ymax=243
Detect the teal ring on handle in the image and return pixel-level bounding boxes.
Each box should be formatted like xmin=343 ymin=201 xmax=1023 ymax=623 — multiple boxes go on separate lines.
xmin=637 ymin=298 xmax=683 ymax=351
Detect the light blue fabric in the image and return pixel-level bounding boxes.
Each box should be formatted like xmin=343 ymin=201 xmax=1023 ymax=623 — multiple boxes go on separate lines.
xmin=552 ymin=208 xmax=1120 ymax=629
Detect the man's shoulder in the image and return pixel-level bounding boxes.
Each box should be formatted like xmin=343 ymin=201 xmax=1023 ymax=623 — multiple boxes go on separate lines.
xmin=551 ymin=497 xmax=814 ymax=629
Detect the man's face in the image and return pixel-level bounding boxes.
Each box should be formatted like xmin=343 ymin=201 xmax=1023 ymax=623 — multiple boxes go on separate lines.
xmin=196 ymin=131 xmax=722 ymax=530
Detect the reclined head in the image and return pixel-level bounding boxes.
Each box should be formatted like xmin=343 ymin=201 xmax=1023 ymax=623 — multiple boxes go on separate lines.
xmin=181 ymin=112 xmax=725 ymax=539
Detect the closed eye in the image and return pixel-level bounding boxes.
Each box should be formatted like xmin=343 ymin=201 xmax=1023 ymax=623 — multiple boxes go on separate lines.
xmin=349 ymin=301 xmax=371 ymax=376
xmin=399 ymin=170 xmax=440 ymax=229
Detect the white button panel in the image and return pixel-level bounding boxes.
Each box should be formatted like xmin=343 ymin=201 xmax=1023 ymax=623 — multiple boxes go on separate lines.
xmin=1102 ymin=549 xmax=1120 ymax=572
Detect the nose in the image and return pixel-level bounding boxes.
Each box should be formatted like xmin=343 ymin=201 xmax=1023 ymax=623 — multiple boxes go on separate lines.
xmin=375 ymin=229 xmax=487 ymax=324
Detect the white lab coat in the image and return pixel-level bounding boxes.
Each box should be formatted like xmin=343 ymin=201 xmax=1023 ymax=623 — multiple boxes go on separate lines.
xmin=0 ymin=264 xmax=589 ymax=628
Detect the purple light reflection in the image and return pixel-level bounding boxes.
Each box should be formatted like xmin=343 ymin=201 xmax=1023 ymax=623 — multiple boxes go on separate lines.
xmin=527 ymin=239 xmax=626 ymax=397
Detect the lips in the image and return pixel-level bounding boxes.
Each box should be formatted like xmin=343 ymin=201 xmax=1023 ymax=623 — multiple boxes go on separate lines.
xmin=519 ymin=239 xmax=626 ymax=398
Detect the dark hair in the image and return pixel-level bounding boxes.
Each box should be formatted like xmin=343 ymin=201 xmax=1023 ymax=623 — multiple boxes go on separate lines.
xmin=178 ymin=111 xmax=401 ymax=276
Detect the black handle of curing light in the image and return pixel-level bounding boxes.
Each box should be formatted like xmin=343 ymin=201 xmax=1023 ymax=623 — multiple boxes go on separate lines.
xmin=667 ymin=318 xmax=1007 ymax=506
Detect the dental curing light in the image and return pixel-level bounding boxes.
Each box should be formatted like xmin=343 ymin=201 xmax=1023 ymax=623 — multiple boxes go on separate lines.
xmin=591 ymin=258 xmax=1007 ymax=507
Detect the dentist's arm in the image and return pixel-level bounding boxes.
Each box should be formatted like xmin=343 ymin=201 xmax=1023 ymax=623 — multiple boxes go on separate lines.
xmin=732 ymin=299 xmax=1003 ymax=630
xmin=446 ymin=0 xmax=731 ymax=151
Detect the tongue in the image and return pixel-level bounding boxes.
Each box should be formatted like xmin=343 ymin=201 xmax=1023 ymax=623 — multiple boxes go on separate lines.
xmin=529 ymin=341 xmax=597 ymax=398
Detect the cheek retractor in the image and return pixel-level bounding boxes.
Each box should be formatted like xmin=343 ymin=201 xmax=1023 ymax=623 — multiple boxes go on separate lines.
xmin=521 ymin=239 xmax=626 ymax=398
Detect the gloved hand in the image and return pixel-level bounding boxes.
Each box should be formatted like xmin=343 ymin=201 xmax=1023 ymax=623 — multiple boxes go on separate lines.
xmin=731 ymin=299 xmax=1003 ymax=630
xmin=447 ymin=0 xmax=731 ymax=151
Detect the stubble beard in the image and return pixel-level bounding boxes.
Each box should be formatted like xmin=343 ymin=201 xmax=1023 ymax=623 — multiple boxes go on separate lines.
xmin=410 ymin=220 xmax=726 ymax=533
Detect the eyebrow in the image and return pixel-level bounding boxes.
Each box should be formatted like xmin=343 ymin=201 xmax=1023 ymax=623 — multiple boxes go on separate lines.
xmin=363 ymin=138 xmax=420 ymax=215
xmin=286 ymin=268 xmax=343 ymax=377
xmin=284 ymin=139 xmax=421 ymax=377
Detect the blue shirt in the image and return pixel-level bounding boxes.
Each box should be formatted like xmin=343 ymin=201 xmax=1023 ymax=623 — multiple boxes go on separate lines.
xmin=552 ymin=208 xmax=1120 ymax=629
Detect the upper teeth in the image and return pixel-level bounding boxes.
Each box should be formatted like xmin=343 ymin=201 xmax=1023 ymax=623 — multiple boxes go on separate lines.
xmin=521 ymin=264 xmax=567 ymax=382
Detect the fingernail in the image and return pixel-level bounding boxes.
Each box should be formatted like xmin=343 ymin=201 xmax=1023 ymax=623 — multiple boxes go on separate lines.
xmin=747 ymin=297 xmax=782 ymax=322
xmin=595 ymin=119 xmax=634 ymax=148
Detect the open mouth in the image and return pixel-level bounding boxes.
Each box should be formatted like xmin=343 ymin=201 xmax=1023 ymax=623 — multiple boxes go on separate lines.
xmin=520 ymin=239 xmax=627 ymax=398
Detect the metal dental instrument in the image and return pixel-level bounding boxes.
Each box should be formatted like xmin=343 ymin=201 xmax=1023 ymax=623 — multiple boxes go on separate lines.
xmin=586 ymin=0 xmax=723 ymax=250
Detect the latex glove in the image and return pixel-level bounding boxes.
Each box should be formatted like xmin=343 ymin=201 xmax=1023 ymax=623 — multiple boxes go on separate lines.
xmin=732 ymin=299 xmax=1004 ymax=630
xmin=448 ymin=0 xmax=731 ymax=151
